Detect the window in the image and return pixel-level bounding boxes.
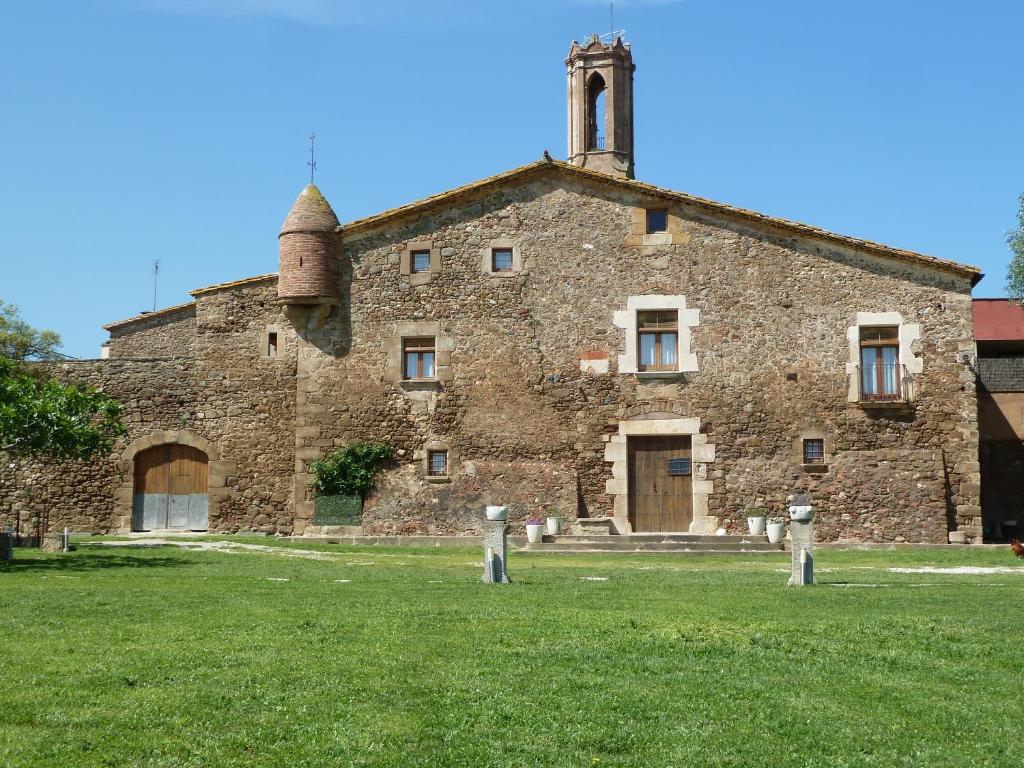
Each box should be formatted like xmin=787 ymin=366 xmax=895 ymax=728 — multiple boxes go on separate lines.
xmin=410 ymin=250 xmax=431 ymax=274
xmin=403 ymin=337 xmax=436 ymax=380
xmin=267 ymin=332 xmax=278 ymax=358
xmin=646 ymin=209 xmax=668 ymax=234
xmin=802 ymin=438 xmax=825 ymax=465
xmin=637 ymin=310 xmax=678 ymax=372
xmin=859 ymin=326 xmax=900 ymax=400
xmin=491 ymin=248 xmax=514 ymax=272
xmin=427 ymin=449 xmax=448 ymax=477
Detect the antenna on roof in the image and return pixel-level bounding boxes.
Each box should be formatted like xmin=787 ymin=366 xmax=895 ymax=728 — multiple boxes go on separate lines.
xmin=152 ymin=259 xmax=160 ymax=312
xmin=308 ymin=132 xmax=317 ymax=185
xmin=598 ymin=2 xmax=625 ymax=44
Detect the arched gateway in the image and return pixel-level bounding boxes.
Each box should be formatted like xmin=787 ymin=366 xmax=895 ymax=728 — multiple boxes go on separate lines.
xmin=132 ymin=444 xmax=209 ymax=531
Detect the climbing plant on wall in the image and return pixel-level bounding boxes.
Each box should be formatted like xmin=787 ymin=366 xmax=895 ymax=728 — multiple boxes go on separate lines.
xmin=309 ymin=443 xmax=394 ymax=498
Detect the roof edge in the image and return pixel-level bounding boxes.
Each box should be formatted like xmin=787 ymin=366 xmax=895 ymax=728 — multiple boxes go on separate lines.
xmin=103 ymin=300 xmax=196 ymax=331
xmin=189 ymin=273 xmax=278 ymax=297
xmin=341 ymin=159 xmax=983 ymax=286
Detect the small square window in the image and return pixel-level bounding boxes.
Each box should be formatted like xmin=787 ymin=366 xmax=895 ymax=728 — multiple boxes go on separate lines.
xmin=428 ymin=449 xmax=448 ymax=477
xmin=403 ymin=337 xmax=436 ymax=380
xmin=646 ymin=208 xmax=668 ymax=234
xmin=803 ymin=439 xmax=825 ymax=465
xmin=411 ymin=250 xmax=431 ymax=274
xmin=492 ymin=248 xmax=514 ymax=272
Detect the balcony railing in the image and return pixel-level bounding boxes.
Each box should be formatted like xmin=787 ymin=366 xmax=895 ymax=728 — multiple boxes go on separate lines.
xmin=587 ymin=135 xmax=606 ymax=150
xmin=857 ymin=363 xmax=911 ymax=403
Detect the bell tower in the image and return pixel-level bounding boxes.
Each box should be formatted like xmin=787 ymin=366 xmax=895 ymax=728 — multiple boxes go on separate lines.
xmin=566 ymin=34 xmax=635 ymax=179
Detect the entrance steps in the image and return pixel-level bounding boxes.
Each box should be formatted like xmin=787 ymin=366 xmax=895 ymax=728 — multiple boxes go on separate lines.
xmin=516 ymin=533 xmax=785 ymax=555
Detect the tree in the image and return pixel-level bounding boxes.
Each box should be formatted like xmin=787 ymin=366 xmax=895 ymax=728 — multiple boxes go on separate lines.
xmin=0 ymin=301 xmax=63 ymax=361
xmin=0 ymin=305 xmax=126 ymax=541
xmin=1007 ymin=193 xmax=1024 ymax=302
xmin=0 ymin=357 xmax=126 ymax=460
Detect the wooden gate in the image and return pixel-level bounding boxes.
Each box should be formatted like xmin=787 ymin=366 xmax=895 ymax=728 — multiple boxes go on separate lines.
xmin=132 ymin=445 xmax=209 ymax=531
xmin=628 ymin=436 xmax=693 ymax=532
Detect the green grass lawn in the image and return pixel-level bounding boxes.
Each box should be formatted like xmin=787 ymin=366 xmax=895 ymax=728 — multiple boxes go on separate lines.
xmin=1 ymin=539 xmax=1021 ymax=767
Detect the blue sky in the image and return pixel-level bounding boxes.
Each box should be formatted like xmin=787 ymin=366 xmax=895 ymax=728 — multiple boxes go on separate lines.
xmin=2 ymin=0 xmax=1022 ymax=358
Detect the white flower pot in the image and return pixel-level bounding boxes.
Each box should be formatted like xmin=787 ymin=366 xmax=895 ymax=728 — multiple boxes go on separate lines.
xmin=766 ymin=521 xmax=786 ymax=544
xmin=525 ymin=523 xmax=545 ymax=543
xmin=747 ymin=516 xmax=766 ymax=536
xmin=485 ymin=505 xmax=508 ymax=521
xmin=789 ymin=505 xmax=813 ymax=522
xmin=544 ymin=516 xmax=565 ymax=535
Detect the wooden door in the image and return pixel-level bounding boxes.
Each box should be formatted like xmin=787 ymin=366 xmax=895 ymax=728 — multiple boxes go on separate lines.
xmin=132 ymin=445 xmax=209 ymax=531
xmin=628 ymin=436 xmax=693 ymax=532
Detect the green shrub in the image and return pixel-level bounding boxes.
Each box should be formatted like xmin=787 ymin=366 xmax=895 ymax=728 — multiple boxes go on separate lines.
xmin=309 ymin=443 xmax=394 ymax=498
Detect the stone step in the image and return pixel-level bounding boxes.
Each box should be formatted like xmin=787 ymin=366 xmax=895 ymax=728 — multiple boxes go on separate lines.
xmin=516 ymin=538 xmax=785 ymax=554
xmin=516 ymin=544 xmax=787 ymax=555
xmin=547 ymin=533 xmax=773 ymax=545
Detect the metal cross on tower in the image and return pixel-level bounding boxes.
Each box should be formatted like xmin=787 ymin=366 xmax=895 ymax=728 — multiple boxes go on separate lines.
xmin=307 ymin=132 xmax=317 ymax=185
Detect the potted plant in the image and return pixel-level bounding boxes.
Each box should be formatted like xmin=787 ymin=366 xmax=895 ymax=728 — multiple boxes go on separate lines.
xmin=745 ymin=507 xmax=767 ymax=536
xmin=309 ymin=443 xmax=394 ymax=527
xmin=766 ymin=514 xmax=787 ymax=544
xmin=544 ymin=508 xmax=566 ymax=535
xmin=525 ymin=512 xmax=545 ymax=543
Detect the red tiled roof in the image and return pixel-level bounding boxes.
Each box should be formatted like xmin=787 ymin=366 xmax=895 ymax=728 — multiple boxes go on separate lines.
xmin=973 ymin=299 xmax=1024 ymax=341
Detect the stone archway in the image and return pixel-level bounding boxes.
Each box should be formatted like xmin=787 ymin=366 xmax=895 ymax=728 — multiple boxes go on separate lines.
xmin=112 ymin=430 xmax=233 ymax=533
xmin=603 ymin=402 xmax=717 ymax=534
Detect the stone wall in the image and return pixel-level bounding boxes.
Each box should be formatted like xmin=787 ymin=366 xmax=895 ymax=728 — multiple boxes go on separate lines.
xmin=0 ymin=282 xmax=298 ymax=535
xmin=1 ymin=173 xmax=982 ymax=542
xmin=107 ymin=305 xmax=197 ymax=359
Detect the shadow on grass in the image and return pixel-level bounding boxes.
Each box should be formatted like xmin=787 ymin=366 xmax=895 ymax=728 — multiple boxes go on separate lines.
xmin=0 ymin=552 xmax=191 ymax=573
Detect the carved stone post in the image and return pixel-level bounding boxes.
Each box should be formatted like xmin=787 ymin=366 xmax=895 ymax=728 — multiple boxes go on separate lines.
xmin=788 ymin=494 xmax=816 ymax=586
xmin=482 ymin=520 xmax=510 ymax=584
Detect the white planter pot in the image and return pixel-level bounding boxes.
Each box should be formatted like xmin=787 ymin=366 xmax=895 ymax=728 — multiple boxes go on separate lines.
xmin=747 ymin=516 xmax=766 ymax=536
xmin=545 ymin=516 xmax=565 ymax=535
xmin=789 ymin=505 xmax=813 ymax=522
xmin=766 ymin=521 xmax=786 ymax=544
xmin=485 ymin=505 xmax=508 ymax=521
xmin=525 ymin=523 xmax=545 ymax=543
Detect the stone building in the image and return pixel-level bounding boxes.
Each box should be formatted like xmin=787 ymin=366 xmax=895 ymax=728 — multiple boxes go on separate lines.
xmin=0 ymin=36 xmax=987 ymax=543
xmin=974 ymin=299 xmax=1024 ymax=541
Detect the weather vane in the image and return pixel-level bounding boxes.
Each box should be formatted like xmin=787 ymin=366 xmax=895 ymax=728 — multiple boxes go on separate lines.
xmin=308 ymin=132 xmax=317 ymax=185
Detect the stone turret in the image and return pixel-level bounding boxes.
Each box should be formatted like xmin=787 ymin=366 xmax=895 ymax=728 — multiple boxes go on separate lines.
xmin=277 ymin=184 xmax=341 ymax=307
xmin=566 ymin=34 xmax=636 ymax=179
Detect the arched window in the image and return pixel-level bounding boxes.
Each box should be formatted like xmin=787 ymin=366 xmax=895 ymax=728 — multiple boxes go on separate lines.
xmin=587 ymin=73 xmax=607 ymax=151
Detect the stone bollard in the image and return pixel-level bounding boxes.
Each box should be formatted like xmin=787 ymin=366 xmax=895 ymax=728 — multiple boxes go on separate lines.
xmin=787 ymin=495 xmax=816 ymax=586
xmin=481 ymin=519 xmax=510 ymax=584
xmin=40 ymin=532 xmax=66 ymax=553
xmin=1 ymin=526 xmax=13 ymax=563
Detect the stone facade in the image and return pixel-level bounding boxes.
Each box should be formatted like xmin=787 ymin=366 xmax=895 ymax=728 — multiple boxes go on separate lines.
xmin=0 ymin=161 xmax=984 ymax=543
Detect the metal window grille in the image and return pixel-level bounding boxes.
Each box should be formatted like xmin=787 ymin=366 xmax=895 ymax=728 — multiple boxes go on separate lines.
xmin=492 ymin=248 xmax=513 ymax=272
xmin=428 ymin=450 xmax=448 ymax=477
xmin=803 ymin=439 xmax=825 ymax=464
xmin=411 ymin=250 xmax=430 ymax=273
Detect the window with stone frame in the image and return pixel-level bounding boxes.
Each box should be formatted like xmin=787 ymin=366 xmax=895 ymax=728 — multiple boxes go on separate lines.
xmin=491 ymin=248 xmax=514 ymax=272
xmin=403 ymin=337 xmax=436 ymax=380
xmin=646 ymin=208 xmax=668 ymax=234
xmin=427 ymin=449 xmax=448 ymax=477
xmin=859 ymin=326 xmax=901 ymax=401
xmin=637 ymin=310 xmax=679 ymax=371
xmin=802 ymin=438 xmax=825 ymax=465
xmin=410 ymin=250 xmax=431 ymax=274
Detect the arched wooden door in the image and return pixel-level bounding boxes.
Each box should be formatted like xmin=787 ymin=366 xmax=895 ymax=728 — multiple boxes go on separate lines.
xmin=132 ymin=445 xmax=209 ymax=531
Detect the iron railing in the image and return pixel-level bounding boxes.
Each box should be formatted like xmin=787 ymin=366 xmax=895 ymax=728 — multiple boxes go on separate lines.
xmin=857 ymin=363 xmax=911 ymax=402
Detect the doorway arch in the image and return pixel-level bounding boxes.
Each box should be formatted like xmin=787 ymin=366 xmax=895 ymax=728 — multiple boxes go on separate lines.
xmin=132 ymin=444 xmax=209 ymax=531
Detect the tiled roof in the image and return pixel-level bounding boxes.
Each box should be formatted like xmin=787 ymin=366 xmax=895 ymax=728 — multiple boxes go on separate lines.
xmin=341 ymin=158 xmax=983 ymax=285
xmin=978 ymin=355 xmax=1024 ymax=393
xmin=102 ymin=301 xmax=196 ymax=331
xmin=280 ymin=184 xmax=340 ymax=235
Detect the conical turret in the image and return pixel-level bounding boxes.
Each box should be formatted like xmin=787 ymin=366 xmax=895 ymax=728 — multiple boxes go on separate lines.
xmin=277 ymin=184 xmax=341 ymax=305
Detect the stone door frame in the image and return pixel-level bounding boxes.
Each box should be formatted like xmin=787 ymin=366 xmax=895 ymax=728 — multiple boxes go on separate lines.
xmin=604 ymin=415 xmax=716 ymax=534
xmin=113 ymin=430 xmax=234 ymax=533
